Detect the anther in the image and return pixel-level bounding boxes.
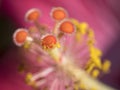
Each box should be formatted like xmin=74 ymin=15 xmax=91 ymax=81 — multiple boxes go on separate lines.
xmin=92 ymin=69 xmax=100 ymax=78
xmin=102 ymin=60 xmax=111 ymax=73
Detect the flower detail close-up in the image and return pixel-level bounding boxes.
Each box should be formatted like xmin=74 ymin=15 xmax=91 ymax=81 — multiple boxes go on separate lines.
xmin=12 ymin=7 xmax=113 ymax=90
xmin=0 ymin=0 xmax=120 ymax=90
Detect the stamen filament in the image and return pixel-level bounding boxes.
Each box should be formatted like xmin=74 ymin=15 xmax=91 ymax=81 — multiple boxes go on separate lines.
xmin=34 ymin=21 xmax=47 ymax=35
xmin=35 ymin=79 xmax=46 ymax=87
xmin=31 ymin=67 xmax=54 ymax=81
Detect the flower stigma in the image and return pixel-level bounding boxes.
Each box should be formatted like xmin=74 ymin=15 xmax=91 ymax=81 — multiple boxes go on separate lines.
xmin=51 ymin=7 xmax=68 ymax=21
xmin=41 ymin=35 xmax=57 ymax=49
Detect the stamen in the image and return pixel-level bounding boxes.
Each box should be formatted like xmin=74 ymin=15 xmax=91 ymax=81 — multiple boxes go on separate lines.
xmin=25 ymin=68 xmax=54 ymax=88
xmin=77 ymin=22 xmax=88 ymax=35
xmin=89 ymin=47 xmax=102 ymax=69
xmin=92 ymin=69 xmax=100 ymax=78
xmin=102 ymin=60 xmax=111 ymax=73
xmin=86 ymin=63 xmax=95 ymax=73
xmin=31 ymin=68 xmax=54 ymax=81
xmin=87 ymin=29 xmax=94 ymax=38
xmin=25 ymin=73 xmax=34 ymax=85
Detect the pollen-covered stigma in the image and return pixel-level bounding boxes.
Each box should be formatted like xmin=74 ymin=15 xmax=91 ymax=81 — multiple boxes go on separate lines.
xmin=13 ymin=7 xmax=113 ymax=90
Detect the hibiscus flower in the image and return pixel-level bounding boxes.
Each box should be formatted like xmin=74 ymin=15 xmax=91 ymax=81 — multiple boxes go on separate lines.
xmin=1 ymin=0 xmax=120 ymax=90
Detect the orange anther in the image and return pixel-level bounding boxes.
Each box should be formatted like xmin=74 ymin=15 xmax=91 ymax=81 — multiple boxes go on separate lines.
xmin=51 ymin=7 xmax=67 ymax=21
xmin=25 ymin=8 xmax=40 ymax=22
xmin=41 ymin=35 xmax=57 ymax=49
xmin=59 ymin=20 xmax=75 ymax=34
xmin=13 ymin=29 xmax=28 ymax=46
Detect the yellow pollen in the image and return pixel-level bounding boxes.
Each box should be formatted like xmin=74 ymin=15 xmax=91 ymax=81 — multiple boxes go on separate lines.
xmin=78 ymin=22 xmax=88 ymax=35
xmin=75 ymin=32 xmax=82 ymax=42
xmin=55 ymin=42 xmax=61 ymax=48
xmin=102 ymin=60 xmax=111 ymax=73
xmin=25 ymin=73 xmax=33 ymax=84
xmin=23 ymin=41 xmax=31 ymax=49
xmin=88 ymin=29 xmax=94 ymax=38
xmin=86 ymin=63 xmax=95 ymax=73
xmin=79 ymin=83 xmax=86 ymax=90
xmin=92 ymin=69 xmax=100 ymax=78
xmin=71 ymin=19 xmax=80 ymax=27
xmin=87 ymin=39 xmax=95 ymax=46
